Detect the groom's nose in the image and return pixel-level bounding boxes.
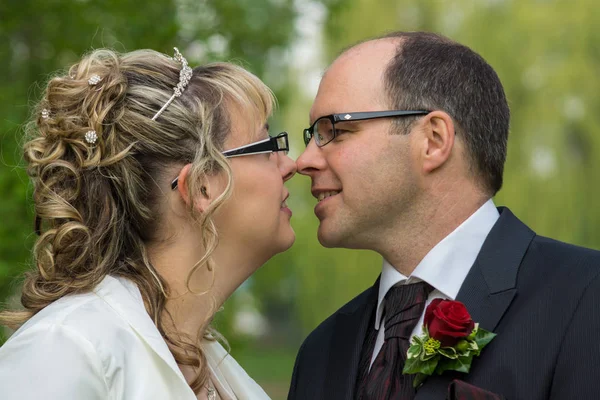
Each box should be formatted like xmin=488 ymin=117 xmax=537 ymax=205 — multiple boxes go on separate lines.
xmin=296 ymin=139 xmax=326 ymax=177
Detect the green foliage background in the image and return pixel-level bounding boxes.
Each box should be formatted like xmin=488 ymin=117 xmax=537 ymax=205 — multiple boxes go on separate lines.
xmin=1 ymin=1 xmax=599 ymax=398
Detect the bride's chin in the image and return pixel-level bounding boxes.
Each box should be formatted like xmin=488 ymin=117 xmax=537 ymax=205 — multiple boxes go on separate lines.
xmin=268 ymin=230 xmax=296 ymax=258
xmin=280 ymin=228 xmax=296 ymax=250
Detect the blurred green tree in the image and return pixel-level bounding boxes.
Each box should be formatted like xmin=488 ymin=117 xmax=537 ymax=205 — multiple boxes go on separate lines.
xmin=0 ymin=0 xmax=178 ymax=333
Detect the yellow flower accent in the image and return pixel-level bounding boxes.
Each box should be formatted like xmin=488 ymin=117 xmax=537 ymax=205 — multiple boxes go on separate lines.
xmin=424 ymin=337 xmax=441 ymax=354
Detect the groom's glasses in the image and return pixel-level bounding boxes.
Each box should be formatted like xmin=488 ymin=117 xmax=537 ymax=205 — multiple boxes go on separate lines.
xmin=171 ymin=132 xmax=289 ymax=190
xmin=303 ymin=110 xmax=430 ymax=147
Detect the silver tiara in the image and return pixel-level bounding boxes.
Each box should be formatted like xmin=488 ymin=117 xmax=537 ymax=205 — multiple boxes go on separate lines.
xmin=151 ymin=47 xmax=193 ymax=121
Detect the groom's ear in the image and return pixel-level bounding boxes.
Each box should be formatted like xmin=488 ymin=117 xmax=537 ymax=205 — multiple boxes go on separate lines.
xmin=419 ymin=110 xmax=456 ymax=173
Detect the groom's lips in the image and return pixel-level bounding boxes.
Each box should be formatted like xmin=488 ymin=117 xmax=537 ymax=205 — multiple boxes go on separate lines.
xmin=311 ymin=187 xmax=342 ymax=198
xmin=312 ymin=188 xmax=342 ymax=218
xmin=312 ymin=188 xmax=342 ymax=200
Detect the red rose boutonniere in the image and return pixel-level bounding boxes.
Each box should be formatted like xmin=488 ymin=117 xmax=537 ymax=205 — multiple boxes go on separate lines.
xmin=402 ymin=299 xmax=496 ymax=387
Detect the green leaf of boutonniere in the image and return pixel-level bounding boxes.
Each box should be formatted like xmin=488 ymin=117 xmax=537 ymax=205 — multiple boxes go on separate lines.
xmin=436 ymin=354 xmax=473 ymax=374
xmin=438 ymin=346 xmax=459 ymax=360
xmin=468 ymin=340 xmax=479 ymax=353
xmin=403 ymin=354 xmax=439 ymax=375
xmin=413 ymin=373 xmax=428 ymax=388
xmin=412 ymin=334 xmax=425 ymax=346
xmin=407 ymin=342 xmax=422 ymax=360
xmin=420 ymin=351 xmax=438 ymax=361
xmin=474 ymin=327 xmax=497 ymax=351
xmin=467 ymin=323 xmax=479 ymax=340
xmin=419 ymin=357 xmax=439 ymax=375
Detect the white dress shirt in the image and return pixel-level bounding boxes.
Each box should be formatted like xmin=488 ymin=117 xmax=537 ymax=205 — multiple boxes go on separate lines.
xmin=0 ymin=275 xmax=270 ymax=399
xmin=370 ymin=199 xmax=500 ymax=366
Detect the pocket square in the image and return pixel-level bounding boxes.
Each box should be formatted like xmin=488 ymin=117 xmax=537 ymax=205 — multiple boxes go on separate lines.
xmin=446 ymin=379 xmax=506 ymax=400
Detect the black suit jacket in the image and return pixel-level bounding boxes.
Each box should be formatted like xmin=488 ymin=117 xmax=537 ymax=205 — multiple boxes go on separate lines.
xmin=288 ymin=207 xmax=600 ymax=400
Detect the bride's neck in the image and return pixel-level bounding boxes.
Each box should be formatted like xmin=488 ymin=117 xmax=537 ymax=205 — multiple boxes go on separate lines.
xmin=148 ymin=233 xmax=263 ymax=340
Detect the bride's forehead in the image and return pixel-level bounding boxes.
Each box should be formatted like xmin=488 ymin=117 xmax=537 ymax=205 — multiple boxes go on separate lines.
xmin=225 ymin=112 xmax=268 ymax=146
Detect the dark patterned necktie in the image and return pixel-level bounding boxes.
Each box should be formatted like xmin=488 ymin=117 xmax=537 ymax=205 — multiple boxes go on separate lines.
xmin=357 ymin=281 xmax=433 ymax=400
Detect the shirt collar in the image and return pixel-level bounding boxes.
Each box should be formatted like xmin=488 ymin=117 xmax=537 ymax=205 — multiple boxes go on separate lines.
xmin=374 ymin=199 xmax=500 ymax=329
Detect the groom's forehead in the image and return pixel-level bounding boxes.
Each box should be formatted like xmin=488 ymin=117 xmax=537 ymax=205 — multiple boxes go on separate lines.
xmin=310 ymin=62 xmax=392 ymax=122
xmin=314 ymin=41 xmax=397 ymax=100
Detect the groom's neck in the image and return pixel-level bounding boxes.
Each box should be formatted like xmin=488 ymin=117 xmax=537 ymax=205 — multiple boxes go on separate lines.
xmin=378 ymin=189 xmax=490 ymax=277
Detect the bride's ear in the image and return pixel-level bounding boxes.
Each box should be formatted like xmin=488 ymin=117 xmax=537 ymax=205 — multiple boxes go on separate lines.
xmin=176 ymin=164 xmax=219 ymax=213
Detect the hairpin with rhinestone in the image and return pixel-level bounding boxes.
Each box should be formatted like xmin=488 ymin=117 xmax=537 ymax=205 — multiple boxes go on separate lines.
xmin=85 ymin=130 xmax=97 ymax=144
xmin=88 ymin=74 xmax=102 ymax=86
xmin=41 ymin=109 xmax=50 ymax=119
xmin=151 ymin=47 xmax=193 ymax=121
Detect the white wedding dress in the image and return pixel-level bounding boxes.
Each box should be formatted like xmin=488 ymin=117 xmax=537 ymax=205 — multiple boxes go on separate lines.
xmin=203 ymin=339 xmax=272 ymax=399
xmin=0 ymin=275 xmax=271 ymax=399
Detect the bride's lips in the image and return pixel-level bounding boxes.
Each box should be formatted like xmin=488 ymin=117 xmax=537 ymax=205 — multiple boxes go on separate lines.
xmin=281 ymin=193 xmax=292 ymax=217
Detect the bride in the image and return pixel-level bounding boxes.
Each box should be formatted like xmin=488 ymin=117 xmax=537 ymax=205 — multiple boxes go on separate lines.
xmin=0 ymin=47 xmax=296 ymax=399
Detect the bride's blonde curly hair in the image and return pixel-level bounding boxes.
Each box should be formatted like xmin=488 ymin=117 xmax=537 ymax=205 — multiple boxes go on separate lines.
xmin=0 ymin=48 xmax=274 ymax=394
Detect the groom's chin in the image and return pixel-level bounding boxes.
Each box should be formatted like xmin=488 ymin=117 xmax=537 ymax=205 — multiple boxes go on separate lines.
xmin=318 ymin=225 xmax=368 ymax=250
xmin=317 ymin=225 xmax=345 ymax=249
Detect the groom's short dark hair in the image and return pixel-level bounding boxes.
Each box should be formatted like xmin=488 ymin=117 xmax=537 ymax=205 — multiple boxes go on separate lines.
xmin=380 ymin=31 xmax=509 ymax=196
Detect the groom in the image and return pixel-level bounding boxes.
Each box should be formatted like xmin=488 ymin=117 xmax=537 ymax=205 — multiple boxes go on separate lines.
xmin=288 ymin=31 xmax=600 ymax=399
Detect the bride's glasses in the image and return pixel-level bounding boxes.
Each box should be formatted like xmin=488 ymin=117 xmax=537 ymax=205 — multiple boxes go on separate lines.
xmin=171 ymin=132 xmax=289 ymax=190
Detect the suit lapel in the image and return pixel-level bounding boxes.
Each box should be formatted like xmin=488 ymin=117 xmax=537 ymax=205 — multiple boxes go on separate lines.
xmin=416 ymin=207 xmax=535 ymax=399
xmin=323 ymin=279 xmax=379 ymax=399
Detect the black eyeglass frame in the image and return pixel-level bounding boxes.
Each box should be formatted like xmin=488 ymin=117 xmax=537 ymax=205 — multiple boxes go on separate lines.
xmin=171 ymin=131 xmax=289 ymax=190
xmin=303 ymin=110 xmax=431 ymax=147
